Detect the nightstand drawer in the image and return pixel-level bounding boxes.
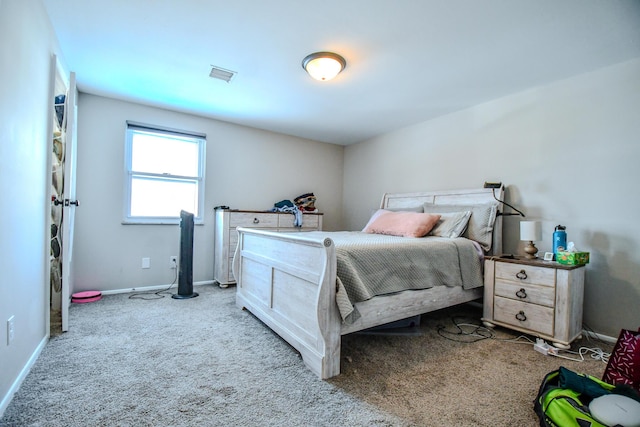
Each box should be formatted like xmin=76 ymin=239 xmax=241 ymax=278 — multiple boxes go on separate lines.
xmin=494 ymin=280 xmax=555 ymax=307
xmin=495 ymin=262 xmax=555 ymax=287
xmin=229 ymin=212 xmax=278 ymax=228
xmin=494 ymin=296 xmax=554 ymax=336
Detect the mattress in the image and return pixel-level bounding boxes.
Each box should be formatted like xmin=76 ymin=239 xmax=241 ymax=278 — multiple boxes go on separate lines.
xmin=299 ymin=231 xmax=484 ymax=323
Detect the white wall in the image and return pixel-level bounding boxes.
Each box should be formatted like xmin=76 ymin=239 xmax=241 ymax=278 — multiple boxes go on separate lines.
xmin=73 ymin=94 xmax=344 ymax=293
xmin=0 ymin=0 xmax=65 ymax=413
xmin=2 ymin=0 xmax=636 ymax=413
xmin=343 ymin=58 xmax=640 ymax=337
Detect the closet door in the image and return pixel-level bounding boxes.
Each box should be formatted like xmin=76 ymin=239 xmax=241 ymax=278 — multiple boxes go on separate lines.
xmin=60 ymin=72 xmax=78 ymax=332
xmin=49 ymin=55 xmax=78 ymax=333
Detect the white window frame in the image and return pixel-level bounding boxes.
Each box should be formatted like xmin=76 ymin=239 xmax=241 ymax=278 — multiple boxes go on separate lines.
xmin=123 ymin=122 xmax=206 ymax=225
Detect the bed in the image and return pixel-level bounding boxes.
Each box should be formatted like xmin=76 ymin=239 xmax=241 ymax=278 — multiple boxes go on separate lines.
xmin=233 ymin=187 xmax=504 ymax=379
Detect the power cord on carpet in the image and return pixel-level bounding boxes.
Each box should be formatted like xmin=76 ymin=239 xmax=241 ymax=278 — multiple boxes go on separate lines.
xmin=436 ymin=315 xmax=498 ymax=343
xmin=436 ymin=315 xmax=610 ymax=363
xmin=128 ymin=266 xmax=178 ymax=300
xmin=550 ymin=346 xmax=610 ymax=364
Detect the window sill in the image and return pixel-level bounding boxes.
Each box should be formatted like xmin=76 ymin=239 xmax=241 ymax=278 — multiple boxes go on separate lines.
xmin=122 ymin=219 xmax=204 ymax=226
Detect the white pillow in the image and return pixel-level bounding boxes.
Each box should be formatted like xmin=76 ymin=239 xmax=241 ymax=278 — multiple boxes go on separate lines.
xmin=429 ymin=211 xmax=472 ymax=238
xmin=423 ymin=203 xmax=498 ymax=252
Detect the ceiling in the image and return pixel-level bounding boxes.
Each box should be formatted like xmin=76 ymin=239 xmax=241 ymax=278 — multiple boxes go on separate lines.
xmin=42 ymin=0 xmax=640 ymax=145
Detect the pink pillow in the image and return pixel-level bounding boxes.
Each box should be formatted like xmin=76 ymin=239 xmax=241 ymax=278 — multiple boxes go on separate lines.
xmin=363 ymin=210 xmax=441 ymax=238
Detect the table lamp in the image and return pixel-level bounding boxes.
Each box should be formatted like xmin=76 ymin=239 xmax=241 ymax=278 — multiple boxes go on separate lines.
xmin=520 ymin=221 xmax=541 ymax=259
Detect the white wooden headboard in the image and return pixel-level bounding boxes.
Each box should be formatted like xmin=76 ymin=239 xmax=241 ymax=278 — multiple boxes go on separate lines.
xmin=380 ymin=187 xmax=504 ymax=256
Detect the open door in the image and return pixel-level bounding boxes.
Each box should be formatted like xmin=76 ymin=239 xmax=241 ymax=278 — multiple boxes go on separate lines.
xmin=60 ymin=72 xmax=78 ymax=332
xmin=50 ymin=56 xmax=78 ymax=333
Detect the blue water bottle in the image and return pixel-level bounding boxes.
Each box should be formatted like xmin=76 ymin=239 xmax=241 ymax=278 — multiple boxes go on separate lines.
xmin=553 ymin=225 xmax=567 ymax=259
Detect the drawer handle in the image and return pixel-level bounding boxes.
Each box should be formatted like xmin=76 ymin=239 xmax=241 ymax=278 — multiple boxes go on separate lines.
xmin=515 ymin=311 xmax=527 ymax=321
xmin=516 ymin=270 xmax=527 ymax=280
xmin=516 ymin=288 xmax=527 ymax=299
xmin=253 ymin=218 xmax=260 ymax=224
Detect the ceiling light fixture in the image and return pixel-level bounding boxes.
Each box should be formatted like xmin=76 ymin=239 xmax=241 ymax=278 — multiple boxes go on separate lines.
xmin=302 ymin=52 xmax=346 ymax=81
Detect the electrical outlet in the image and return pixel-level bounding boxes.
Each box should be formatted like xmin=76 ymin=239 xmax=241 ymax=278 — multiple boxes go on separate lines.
xmin=142 ymin=257 xmax=151 ymax=269
xmin=7 ymin=316 xmax=15 ymax=345
xmin=170 ymin=256 xmax=178 ymax=269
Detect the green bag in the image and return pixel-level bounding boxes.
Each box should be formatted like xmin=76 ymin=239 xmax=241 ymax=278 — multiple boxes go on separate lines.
xmin=534 ymin=367 xmax=616 ymax=427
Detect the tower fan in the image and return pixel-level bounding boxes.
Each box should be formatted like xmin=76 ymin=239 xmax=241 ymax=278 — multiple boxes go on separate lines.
xmin=172 ymin=210 xmax=198 ymax=299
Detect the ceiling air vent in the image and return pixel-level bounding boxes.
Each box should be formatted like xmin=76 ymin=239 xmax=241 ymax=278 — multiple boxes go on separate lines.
xmin=209 ymin=65 xmax=236 ymax=83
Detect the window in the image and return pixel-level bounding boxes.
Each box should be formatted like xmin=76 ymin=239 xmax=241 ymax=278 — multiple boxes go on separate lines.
xmin=124 ymin=122 xmax=206 ymax=224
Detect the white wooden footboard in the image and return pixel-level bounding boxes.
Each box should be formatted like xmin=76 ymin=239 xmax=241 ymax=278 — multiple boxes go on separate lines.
xmin=233 ymin=227 xmax=342 ymax=379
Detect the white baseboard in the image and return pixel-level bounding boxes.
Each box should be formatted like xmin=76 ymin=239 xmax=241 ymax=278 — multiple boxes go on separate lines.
xmin=0 ymin=335 xmax=48 ymax=418
xmin=100 ymin=280 xmax=215 ymax=296
xmin=581 ymin=329 xmax=617 ymax=344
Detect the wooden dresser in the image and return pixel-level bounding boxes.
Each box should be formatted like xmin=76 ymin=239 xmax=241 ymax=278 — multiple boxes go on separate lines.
xmin=482 ymin=257 xmax=585 ymax=348
xmin=213 ymin=209 xmax=323 ymax=287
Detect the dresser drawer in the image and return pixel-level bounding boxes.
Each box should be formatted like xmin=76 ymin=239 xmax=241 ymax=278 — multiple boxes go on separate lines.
xmin=229 ymin=212 xmax=278 ymax=228
xmin=215 ymin=209 xmax=323 ymax=287
xmin=278 ymin=214 xmax=320 ymax=229
xmin=495 ymin=262 xmax=555 ymax=287
xmin=494 ymin=296 xmax=554 ymax=336
xmin=494 ymin=280 xmax=555 ymax=307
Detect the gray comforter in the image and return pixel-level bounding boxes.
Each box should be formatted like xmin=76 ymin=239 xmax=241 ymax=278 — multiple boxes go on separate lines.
xmin=302 ymin=231 xmax=484 ymax=323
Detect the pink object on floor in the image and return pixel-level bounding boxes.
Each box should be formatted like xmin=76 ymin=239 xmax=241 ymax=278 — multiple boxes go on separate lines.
xmin=71 ymin=291 xmax=102 ymax=303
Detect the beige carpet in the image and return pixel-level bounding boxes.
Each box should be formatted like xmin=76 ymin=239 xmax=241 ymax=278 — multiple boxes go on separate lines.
xmin=1 ymin=284 xmax=611 ymax=426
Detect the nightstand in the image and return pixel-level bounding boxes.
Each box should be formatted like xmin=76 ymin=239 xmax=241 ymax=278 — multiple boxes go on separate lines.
xmin=482 ymin=256 xmax=585 ymax=349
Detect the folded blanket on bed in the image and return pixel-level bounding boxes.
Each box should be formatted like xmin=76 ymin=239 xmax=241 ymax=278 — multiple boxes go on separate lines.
xmin=303 ymin=231 xmax=484 ymax=324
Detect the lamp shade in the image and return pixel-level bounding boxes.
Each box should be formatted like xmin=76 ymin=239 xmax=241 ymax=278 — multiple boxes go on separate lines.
xmin=302 ymin=52 xmax=346 ymax=81
xmin=520 ymin=221 xmax=541 ymax=241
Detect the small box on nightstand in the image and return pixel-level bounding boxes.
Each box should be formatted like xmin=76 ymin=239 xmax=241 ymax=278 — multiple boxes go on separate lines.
xmin=556 ymin=251 xmax=590 ymax=265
